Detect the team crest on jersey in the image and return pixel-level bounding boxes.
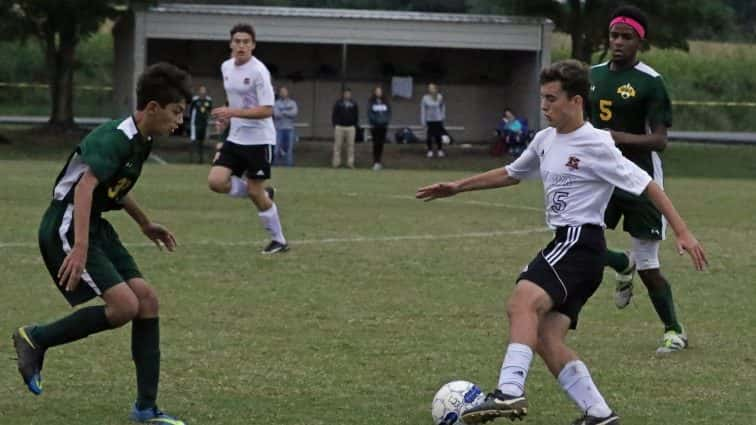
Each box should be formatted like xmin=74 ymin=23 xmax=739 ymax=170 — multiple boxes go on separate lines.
xmin=243 ymin=77 xmax=250 ymax=85
xmin=565 ymin=156 xmax=580 ymax=170
xmin=617 ymin=83 xmax=636 ymax=99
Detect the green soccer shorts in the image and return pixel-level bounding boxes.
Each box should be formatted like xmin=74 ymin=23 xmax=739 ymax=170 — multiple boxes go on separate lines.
xmin=604 ymin=188 xmax=665 ymax=241
xmin=38 ymin=202 xmax=143 ymax=306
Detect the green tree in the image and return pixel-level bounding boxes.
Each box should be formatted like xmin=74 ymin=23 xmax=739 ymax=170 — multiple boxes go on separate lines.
xmin=725 ymin=0 xmax=756 ymax=40
xmin=469 ymin=0 xmax=734 ymax=62
xmin=0 ymin=1 xmax=126 ymax=129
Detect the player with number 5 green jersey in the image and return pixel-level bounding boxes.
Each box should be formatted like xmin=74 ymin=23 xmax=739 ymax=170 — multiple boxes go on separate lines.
xmin=588 ymin=5 xmax=689 ymax=356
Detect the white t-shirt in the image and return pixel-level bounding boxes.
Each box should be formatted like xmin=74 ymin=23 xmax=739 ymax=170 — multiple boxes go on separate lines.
xmin=505 ymin=122 xmax=652 ymax=228
xmin=221 ymin=57 xmax=276 ymax=145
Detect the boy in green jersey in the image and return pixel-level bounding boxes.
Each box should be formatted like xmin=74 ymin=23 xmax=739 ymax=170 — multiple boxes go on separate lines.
xmin=588 ymin=5 xmax=687 ymax=354
xmin=13 ymin=62 xmax=191 ymax=424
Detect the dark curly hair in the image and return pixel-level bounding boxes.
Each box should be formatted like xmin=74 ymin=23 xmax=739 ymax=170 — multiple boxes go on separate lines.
xmin=610 ymin=4 xmax=649 ymax=37
xmin=230 ymin=23 xmax=256 ymax=42
xmin=136 ymin=62 xmax=192 ymax=110
xmin=539 ymin=59 xmax=590 ymax=103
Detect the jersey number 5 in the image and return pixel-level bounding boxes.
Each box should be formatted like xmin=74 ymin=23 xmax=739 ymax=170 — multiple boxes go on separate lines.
xmin=550 ymin=191 xmax=569 ymax=213
xmin=599 ymin=99 xmax=613 ymax=121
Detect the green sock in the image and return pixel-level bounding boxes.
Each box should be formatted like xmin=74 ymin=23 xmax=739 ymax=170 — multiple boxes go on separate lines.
xmin=648 ymin=282 xmax=683 ymax=333
xmin=132 ymin=318 xmax=161 ymax=410
xmin=28 ymin=305 xmax=112 ymax=349
xmin=605 ymin=249 xmax=630 ymax=273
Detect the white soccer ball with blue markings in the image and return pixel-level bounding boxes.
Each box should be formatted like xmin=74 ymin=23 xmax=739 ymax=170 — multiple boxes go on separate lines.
xmin=431 ymin=380 xmax=486 ymax=425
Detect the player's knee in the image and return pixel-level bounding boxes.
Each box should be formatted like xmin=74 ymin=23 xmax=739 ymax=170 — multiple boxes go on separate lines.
xmin=108 ymin=295 xmax=140 ymax=327
xmin=207 ymin=177 xmax=227 ymax=193
xmin=506 ymin=296 xmax=532 ymax=320
xmin=138 ymin=284 xmax=160 ymax=317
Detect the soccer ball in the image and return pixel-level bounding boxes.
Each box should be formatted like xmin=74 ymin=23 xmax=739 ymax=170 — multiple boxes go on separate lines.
xmin=431 ymin=380 xmax=486 ymax=425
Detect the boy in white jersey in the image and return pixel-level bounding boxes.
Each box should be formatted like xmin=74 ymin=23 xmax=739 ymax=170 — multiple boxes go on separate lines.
xmin=417 ymin=60 xmax=707 ymax=425
xmin=209 ymin=23 xmax=288 ymax=254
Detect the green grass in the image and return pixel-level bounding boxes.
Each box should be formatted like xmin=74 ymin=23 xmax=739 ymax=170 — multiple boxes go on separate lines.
xmin=0 ymin=147 xmax=755 ymax=424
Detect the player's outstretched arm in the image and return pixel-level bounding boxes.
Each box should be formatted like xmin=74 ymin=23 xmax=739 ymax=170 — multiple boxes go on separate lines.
xmin=122 ymin=194 xmax=177 ymax=252
xmin=645 ymin=182 xmax=708 ymax=271
xmin=416 ymin=167 xmax=520 ymax=202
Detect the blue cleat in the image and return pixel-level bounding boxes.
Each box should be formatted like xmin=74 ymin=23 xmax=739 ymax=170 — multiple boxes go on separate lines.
xmin=12 ymin=326 xmax=45 ymax=395
xmin=129 ymin=404 xmax=186 ymax=424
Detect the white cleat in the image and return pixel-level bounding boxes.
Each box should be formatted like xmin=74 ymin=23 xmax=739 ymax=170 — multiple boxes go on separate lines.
xmin=614 ymin=251 xmax=635 ymax=309
xmin=656 ymin=327 xmax=688 ymax=355
xmin=426 ymin=150 xmax=434 ymax=158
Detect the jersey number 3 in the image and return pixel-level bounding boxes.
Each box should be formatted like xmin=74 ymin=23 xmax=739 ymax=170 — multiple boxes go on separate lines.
xmin=108 ymin=178 xmax=132 ymax=199
xmin=599 ymin=99 xmax=613 ymax=121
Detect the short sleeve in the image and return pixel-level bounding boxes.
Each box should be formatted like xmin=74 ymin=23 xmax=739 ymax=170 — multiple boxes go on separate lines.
xmin=592 ymin=142 xmax=652 ymax=195
xmin=256 ymin=70 xmax=275 ymax=107
xmin=504 ymin=141 xmax=540 ymax=180
xmin=647 ymin=76 xmax=672 ymax=129
xmin=78 ymin=134 xmax=130 ymax=183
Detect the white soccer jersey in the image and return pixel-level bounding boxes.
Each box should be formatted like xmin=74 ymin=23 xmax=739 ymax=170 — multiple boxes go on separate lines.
xmin=221 ymin=57 xmax=276 ymax=145
xmin=505 ymin=122 xmax=652 ymax=228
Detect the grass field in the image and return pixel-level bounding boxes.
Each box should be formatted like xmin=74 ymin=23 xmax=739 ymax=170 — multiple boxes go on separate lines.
xmin=1 ymin=143 xmax=755 ymax=424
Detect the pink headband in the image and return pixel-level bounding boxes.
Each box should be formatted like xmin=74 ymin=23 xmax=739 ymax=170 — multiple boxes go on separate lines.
xmin=610 ymin=16 xmax=646 ymax=39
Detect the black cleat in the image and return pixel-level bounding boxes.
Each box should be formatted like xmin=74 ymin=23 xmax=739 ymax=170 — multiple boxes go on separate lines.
xmin=12 ymin=326 xmax=45 ymax=395
xmin=262 ymin=240 xmax=289 ymax=255
xmin=570 ymin=412 xmax=620 ymax=425
xmin=461 ymin=389 xmax=528 ymax=423
xmin=264 ymin=186 xmax=275 ymax=201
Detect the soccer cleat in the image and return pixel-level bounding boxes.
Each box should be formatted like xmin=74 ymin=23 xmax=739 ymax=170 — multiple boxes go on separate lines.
xmin=570 ymin=412 xmax=620 ymax=425
xmin=264 ymin=186 xmax=275 ymax=201
xmin=461 ymin=389 xmax=528 ymax=424
xmin=437 ymin=149 xmax=446 ymax=158
xmin=129 ymin=404 xmax=186 ymax=424
xmin=656 ymin=328 xmax=688 ymax=355
xmin=426 ymin=150 xmax=434 ymax=158
xmin=262 ymin=240 xmax=289 ymax=255
xmin=614 ymin=252 xmax=635 ymax=309
xmin=372 ymin=162 xmax=383 ymax=171
xmin=12 ymin=326 xmax=45 ymax=395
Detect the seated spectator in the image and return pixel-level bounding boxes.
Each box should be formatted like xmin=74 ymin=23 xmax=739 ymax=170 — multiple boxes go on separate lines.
xmin=492 ymin=108 xmax=527 ymax=157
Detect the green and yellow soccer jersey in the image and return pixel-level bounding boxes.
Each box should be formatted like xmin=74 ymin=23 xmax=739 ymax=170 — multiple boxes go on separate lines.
xmin=189 ymin=96 xmax=212 ymax=127
xmin=588 ymin=61 xmax=672 ymax=176
xmin=51 ymin=116 xmax=152 ymax=214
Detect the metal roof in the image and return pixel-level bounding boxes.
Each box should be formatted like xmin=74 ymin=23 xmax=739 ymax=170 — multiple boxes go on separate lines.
xmin=151 ymin=2 xmax=550 ymax=26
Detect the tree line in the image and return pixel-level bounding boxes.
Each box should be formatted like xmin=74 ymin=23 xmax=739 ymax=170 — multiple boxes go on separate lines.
xmin=1 ymin=0 xmax=752 ymax=129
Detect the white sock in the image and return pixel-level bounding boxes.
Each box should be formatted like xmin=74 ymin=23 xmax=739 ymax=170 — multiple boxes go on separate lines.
xmin=497 ymin=343 xmax=533 ymax=396
xmin=228 ymin=176 xmax=248 ymax=198
xmin=557 ymin=360 xmax=612 ymax=418
xmin=258 ymin=202 xmax=286 ymax=244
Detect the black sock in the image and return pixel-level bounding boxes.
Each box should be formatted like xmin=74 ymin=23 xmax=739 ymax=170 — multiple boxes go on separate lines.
xmin=28 ymin=305 xmax=112 ymax=349
xmin=132 ymin=317 xmax=161 ymax=410
xmin=648 ymin=283 xmax=683 ymax=333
